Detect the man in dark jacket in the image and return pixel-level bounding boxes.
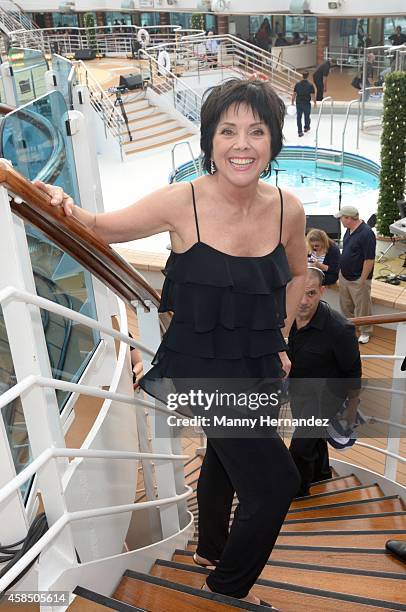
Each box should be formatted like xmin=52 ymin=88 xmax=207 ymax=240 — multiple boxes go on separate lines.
xmin=292 ymin=71 xmax=315 ymax=137
xmin=288 ymin=267 xmax=362 ymax=497
xmin=312 ymin=59 xmax=336 ymax=101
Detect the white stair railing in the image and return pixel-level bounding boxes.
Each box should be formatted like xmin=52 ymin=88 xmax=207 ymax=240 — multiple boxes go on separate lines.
xmin=0 ymin=281 xmax=193 ymax=593
xmin=173 ymin=34 xmax=301 ymax=98
xmin=7 ymin=25 xmax=205 ymax=56
xmin=71 ymin=60 xmax=125 ymax=150
xmin=141 ymin=48 xmax=202 ymax=126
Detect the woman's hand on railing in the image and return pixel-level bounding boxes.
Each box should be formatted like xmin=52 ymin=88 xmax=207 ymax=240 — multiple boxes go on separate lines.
xmin=33 ymin=179 xmax=75 ymax=217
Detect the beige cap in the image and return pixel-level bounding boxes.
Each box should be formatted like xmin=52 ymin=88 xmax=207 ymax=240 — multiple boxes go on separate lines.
xmin=334 ymin=205 xmax=359 ymax=218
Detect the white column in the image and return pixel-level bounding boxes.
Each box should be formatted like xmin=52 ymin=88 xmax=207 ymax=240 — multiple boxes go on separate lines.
xmin=70 ymin=86 xmax=104 ymax=213
xmin=135 ymin=299 xmax=180 ymax=538
xmin=0 ymin=188 xmax=77 ymax=576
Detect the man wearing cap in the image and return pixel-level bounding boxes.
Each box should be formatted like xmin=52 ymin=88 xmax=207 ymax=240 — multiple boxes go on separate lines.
xmin=335 ymin=205 xmax=376 ymax=344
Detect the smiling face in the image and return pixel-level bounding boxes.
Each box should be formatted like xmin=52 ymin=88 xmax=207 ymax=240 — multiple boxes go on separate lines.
xmin=211 ymin=103 xmax=271 ymax=186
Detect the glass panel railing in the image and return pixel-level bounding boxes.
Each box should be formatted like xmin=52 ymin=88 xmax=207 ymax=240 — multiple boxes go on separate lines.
xmin=8 ymin=47 xmax=48 ymax=106
xmin=0 ymin=308 xmax=30 ymax=499
xmin=0 ymin=91 xmax=100 ymax=490
xmin=51 ymin=54 xmax=74 ymax=107
xmin=0 ymin=90 xmax=80 ymax=197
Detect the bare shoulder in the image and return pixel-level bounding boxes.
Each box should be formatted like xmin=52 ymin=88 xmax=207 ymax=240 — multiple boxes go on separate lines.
xmin=279 ymin=188 xmax=305 ymax=221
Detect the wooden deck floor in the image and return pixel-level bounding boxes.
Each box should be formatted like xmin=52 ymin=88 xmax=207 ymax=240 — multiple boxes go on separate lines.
xmin=84 ymin=57 xmax=363 ymax=102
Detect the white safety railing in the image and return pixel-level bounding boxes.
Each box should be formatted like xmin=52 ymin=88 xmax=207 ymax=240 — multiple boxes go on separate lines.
xmin=8 ymin=25 xmax=205 ymax=56
xmin=338 ymin=317 xmax=406 ymax=485
xmin=149 ymin=34 xmax=301 ymax=100
xmin=341 ymin=98 xmax=361 ymax=165
xmin=0 ymin=282 xmax=192 ymax=594
xmin=72 ymin=60 xmax=125 ymax=149
xmin=314 ymin=96 xmax=335 ymax=170
xmin=141 ymin=49 xmax=202 ymax=126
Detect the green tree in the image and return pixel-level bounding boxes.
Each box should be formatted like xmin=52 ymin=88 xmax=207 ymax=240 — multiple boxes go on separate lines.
xmin=84 ymin=12 xmax=97 ymax=51
xmin=376 ymin=71 xmax=406 ymax=236
xmin=191 ymin=14 xmax=205 ymax=32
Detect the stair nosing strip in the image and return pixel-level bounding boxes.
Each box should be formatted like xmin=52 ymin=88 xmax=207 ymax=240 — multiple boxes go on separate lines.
xmin=186 ymin=542 xmax=392 ymax=554
xmin=284 ymin=510 xmax=406 ymax=524
xmin=73 ymin=586 xmax=146 ymax=611
xmin=185 ymin=465 xmax=202 ymax=480
xmin=155 ymin=561 xmax=406 ymax=610
xmin=307 ymin=474 xmax=357 ymax=486
xmin=123 ymin=569 xmax=268 ymax=611
xmin=287 ymin=494 xmax=400 ymax=514
xmin=294 ymin=483 xmax=374 ymax=501
xmin=276 ymin=529 xmax=406 ymax=536
xmin=172 ymin=551 xmax=405 ymax=579
xmin=188 ymin=485 xmax=380 ymax=511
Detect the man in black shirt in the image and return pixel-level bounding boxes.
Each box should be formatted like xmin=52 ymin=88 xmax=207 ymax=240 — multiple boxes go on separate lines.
xmin=288 ymin=267 xmax=362 ymax=496
xmin=335 ymin=204 xmax=376 ymax=344
xmin=388 ymin=26 xmax=406 ymax=46
xmin=292 ymin=71 xmax=315 ymax=137
xmin=312 ymin=59 xmax=335 ymax=101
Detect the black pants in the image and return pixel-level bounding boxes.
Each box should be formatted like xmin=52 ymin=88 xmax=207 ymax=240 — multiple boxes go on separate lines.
xmin=196 ymin=437 xmax=300 ymax=598
xmin=296 ymin=101 xmax=311 ymax=134
xmin=313 ymin=77 xmax=324 ymax=101
xmin=289 ymin=436 xmax=332 ymax=496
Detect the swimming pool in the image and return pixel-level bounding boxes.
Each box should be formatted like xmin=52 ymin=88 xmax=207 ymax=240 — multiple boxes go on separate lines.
xmin=170 ymin=146 xmax=380 ymax=215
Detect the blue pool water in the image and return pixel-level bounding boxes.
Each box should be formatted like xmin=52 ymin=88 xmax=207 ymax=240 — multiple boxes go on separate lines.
xmin=170 ymin=147 xmax=380 ymax=213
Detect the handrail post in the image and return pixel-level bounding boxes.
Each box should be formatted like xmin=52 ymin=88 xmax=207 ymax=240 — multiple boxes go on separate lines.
xmin=384 ymin=322 xmax=406 ymax=481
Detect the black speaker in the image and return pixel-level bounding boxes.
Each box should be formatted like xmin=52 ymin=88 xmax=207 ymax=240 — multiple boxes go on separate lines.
xmin=119 ymin=73 xmax=143 ymax=90
xmin=306 ymin=215 xmax=341 ymax=240
xmin=74 ymin=48 xmax=96 ymax=60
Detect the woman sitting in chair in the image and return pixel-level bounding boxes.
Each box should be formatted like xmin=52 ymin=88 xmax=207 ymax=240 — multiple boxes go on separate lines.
xmin=307 ymin=228 xmax=340 ymax=285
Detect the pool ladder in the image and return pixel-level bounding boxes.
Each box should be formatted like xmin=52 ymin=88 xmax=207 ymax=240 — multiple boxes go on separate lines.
xmin=171 ymin=141 xmax=201 ymax=180
xmin=314 ymin=97 xmax=361 ymax=174
xmin=314 ymin=97 xmax=342 ymax=172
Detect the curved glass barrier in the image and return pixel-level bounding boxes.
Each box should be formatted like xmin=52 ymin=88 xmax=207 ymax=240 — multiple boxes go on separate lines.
xmin=0 ymin=91 xmax=100 ymax=497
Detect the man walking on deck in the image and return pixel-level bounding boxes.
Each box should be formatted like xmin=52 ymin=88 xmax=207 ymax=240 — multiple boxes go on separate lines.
xmin=292 ymin=71 xmax=315 ymax=137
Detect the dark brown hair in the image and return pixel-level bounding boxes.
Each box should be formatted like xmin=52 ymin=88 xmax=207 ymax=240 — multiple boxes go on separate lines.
xmin=200 ymin=79 xmax=285 ymax=177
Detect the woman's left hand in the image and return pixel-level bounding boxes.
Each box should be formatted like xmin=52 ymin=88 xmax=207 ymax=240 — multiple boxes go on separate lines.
xmin=278 ymin=351 xmax=291 ymax=378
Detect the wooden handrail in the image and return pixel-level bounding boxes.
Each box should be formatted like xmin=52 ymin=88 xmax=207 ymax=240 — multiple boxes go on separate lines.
xmin=350 ymin=313 xmax=406 ymax=326
xmin=0 ymin=160 xmax=171 ymax=330
xmin=0 ymin=104 xmax=15 ymax=115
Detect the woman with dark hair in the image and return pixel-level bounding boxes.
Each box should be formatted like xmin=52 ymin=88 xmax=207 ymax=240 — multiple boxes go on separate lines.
xmin=38 ymin=79 xmax=306 ymax=607
xmin=254 ymin=18 xmax=272 ymax=51
xmin=307 ymin=228 xmax=340 ymax=285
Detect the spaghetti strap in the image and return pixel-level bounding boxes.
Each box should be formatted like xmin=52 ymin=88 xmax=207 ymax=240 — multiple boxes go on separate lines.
xmin=190 ymin=182 xmax=201 ymax=242
xmin=277 ymin=187 xmax=284 ymax=243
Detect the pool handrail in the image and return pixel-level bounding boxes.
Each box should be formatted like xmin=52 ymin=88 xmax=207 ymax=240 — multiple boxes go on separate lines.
xmin=314 ymin=96 xmax=334 ymax=164
xmin=341 ymin=98 xmax=361 ymax=169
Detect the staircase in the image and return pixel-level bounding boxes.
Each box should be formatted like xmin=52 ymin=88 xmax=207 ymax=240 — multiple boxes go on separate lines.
xmin=72 ymin=454 xmax=406 ymax=611
xmin=0 ymin=0 xmax=38 ymax=35
xmin=121 ymin=92 xmax=195 ymax=156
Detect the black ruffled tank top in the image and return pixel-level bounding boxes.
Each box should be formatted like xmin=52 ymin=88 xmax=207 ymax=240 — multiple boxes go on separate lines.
xmin=139 ymin=183 xmax=292 ymax=402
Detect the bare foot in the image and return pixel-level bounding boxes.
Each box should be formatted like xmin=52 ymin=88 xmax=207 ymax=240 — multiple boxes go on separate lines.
xmin=202 ymin=582 xmax=261 ymax=605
